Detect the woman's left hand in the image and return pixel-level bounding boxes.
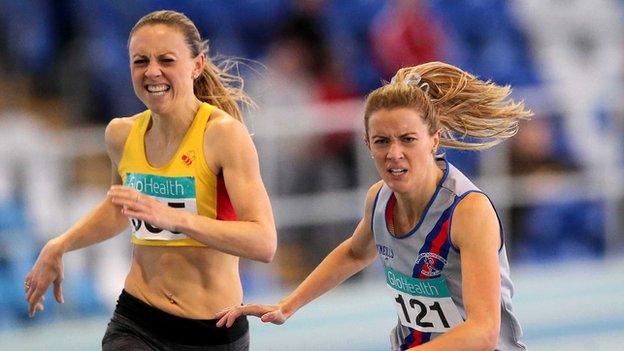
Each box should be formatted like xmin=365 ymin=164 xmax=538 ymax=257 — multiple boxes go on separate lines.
xmin=107 ymin=185 xmax=184 ymax=232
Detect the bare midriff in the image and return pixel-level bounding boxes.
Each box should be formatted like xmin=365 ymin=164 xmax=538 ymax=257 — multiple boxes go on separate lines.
xmin=123 ymin=244 xmax=242 ymax=320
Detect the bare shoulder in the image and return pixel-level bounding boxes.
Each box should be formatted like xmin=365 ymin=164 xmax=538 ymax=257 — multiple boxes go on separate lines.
xmin=203 ymin=109 xmax=252 ymax=154
xmin=204 ymin=108 xmax=248 ymax=141
xmin=363 ymin=181 xmax=385 ymax=213
xmin=105 ymin=115 xmax=139 ymax=162
xmin=451 ymin=192 xmax=500 ymax=250
xmin=366 ymin=181 xmax=384 ymax=202
xmin=453 ymin=192 xmax=495 ymax=218
xmin=203 ymin=108 xmax=255 ymax=172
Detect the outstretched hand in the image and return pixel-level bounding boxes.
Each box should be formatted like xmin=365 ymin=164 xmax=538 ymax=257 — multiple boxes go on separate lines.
xmin=215 ymin=303 xmax=290 ymax=328
xmin=24 ymin=239 xmax=65 ymax=317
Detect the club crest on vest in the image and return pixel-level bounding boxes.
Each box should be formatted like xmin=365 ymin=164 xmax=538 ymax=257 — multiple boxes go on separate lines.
xmin=181 ymin=150 xmax=195 ymax=166
xmin=416 ymin=252 xmax=447 ymax=277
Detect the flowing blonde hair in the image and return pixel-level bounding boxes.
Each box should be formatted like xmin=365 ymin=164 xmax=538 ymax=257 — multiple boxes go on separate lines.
xmin=129 ymin=10 xmax=254 ymax=123
xmin=364 ymin=61 xmax=532 ymax=150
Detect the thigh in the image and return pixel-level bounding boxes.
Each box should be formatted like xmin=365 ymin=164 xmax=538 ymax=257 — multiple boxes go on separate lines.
xmin=102 ymin=315 xmax=157 ymax=351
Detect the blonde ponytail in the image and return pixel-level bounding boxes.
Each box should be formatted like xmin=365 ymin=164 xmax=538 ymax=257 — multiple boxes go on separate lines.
xmin=194 ymin=57 xmax=254 ymax=123
xmin=365 ymin=61 xmax=532 ymax=150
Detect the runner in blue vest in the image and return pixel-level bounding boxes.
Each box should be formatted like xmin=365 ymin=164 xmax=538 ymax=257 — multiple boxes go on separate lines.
xmin=217 ymin=61 xmax=531 ymax=350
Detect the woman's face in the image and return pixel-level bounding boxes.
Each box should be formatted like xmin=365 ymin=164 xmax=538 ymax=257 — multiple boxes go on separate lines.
xmin=367 ymin=107 xmax=439 ymax=194
xmin=128 ymin=24 xmax=202 ymax=115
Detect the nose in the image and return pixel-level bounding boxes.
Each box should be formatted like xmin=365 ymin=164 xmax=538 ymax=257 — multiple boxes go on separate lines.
xmin=386 ymin=141 xmax=404 ymax=160
xmin=145 ymin=61 xmax=162 ymax=78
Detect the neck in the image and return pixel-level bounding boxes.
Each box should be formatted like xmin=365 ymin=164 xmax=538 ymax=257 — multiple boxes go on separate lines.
xmin=150 ymin=98 xmax=202 ymax=140
xmin=395 ymin=159 xmax=443 ymax=222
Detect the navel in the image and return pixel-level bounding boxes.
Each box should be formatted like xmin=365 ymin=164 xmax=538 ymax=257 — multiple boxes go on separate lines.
xmin=166 ymin=292 xmax=177 ymax=304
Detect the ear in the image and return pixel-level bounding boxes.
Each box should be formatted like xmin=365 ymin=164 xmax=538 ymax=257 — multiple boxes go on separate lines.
xmin=193 ymin=53 xmax=206 ymax=79
xmin=363 ymin=133 xmax=371 ymax=151
xmin=432 ymin=129 xmax=441 ymax=152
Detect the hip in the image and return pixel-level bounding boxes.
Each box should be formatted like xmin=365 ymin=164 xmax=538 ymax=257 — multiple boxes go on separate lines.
xmin=102 ymin=289 xmax=249 ymax=350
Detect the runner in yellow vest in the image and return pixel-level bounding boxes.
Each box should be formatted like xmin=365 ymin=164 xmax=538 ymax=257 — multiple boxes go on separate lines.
xmin=25 ymin=10 xmax=276 ymax=351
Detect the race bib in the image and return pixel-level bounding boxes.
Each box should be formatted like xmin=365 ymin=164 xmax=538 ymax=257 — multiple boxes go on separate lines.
xmin=385 ymin=267 xmax=463 ymax=333
xmin=124 ymin=173 xmax=197 ymax=241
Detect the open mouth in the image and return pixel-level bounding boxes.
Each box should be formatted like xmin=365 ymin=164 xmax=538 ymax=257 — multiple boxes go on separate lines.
xmin=388 ymin=168 xmax=407 ymax=175
xmin=145 ymin=84 xmax=171 ymax=95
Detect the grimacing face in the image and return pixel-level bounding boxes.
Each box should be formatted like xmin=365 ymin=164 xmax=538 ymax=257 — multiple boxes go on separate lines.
xmin=367 ymin=107 xmax=439 ymax=195
xmin=128 ymin=24 xmax=203 ymax=115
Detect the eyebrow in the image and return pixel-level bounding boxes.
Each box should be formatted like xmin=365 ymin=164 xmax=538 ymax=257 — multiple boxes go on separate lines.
xmin=371 ymin=132 xmax=419 ymax=138
xmin=131 ymin=52 xmax=177 ymax=58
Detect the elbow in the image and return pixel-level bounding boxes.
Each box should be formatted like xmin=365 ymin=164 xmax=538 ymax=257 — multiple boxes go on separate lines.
xmin=483 ymin=330 xmax=499 ymax=350
xmin=477 ymin=324 xmax=500 ymax=350
xmin=255 ymin=228 xmax=277 ymax=263
xmin=464 ymin=319 xmax=499 ymax=350
xmin=258 ymin=252 xmax=275 ymax=264
xmin=257 ymin=243 xmax=276 ymax=263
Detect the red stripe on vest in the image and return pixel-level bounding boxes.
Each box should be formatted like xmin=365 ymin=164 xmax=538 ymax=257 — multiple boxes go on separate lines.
xmin=418 ymin=219 xmax=449 ymax=279
xmin=386 ymin=194 xmax=397 ymax=233
xmin=216 ymin=174 xmax=237 ymax=220
xmin=408 ymin=329 xmax=423 ymax=348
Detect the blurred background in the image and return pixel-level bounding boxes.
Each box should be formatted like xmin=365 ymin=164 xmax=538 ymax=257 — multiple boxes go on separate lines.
xmin=0 ymin=0 xmax=623 ymax=350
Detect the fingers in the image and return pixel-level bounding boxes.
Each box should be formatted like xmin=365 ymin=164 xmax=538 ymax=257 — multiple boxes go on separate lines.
xmin=27 ymin=281 xmax=48 ymax=306
xmin=108 ymin=185 xmax=135 ymax=193
xmin=216 ymin=304 xmax=256 ymax=328
xmin=26 ymin=279 xmax=38 ymax=302
xmin=26 ymin=273 xmax=52 ymax=309
xmin=215 ymin=315 xmax=227 ymax=327
xmin=215 ymin=306 xmax=234 ymax=326
xmin=108 ymin=188 xmax=149 ymax=221
xmin=216 ymin=306 xmax=243 ymax=328
xmin=26 ymin=275 xmax=61 ymax=317
xmin=261 ymin=310 xmax=286 ymax=325
xmin=216 ymin=304 xmax=283 ymax=328
xmin=24 ymin=278 xmax=31 ymax=294
xmin=53 ymin=278 xmax=64 ymax=304
xmin=120 ymin=207 xmax=142 ymax=219
xmin=215 ymin=314 xmax=228 ymax=327
xmin=107 ymin=186 xmax=144 ymax=208
xmin=24 ymin=271 xmax=36 ymax=293
xmin=107 ymin=185 xmax=140 ymax=199
xmin=260 ymin=311 xmax=277 ymax=323
xmin=214 ymin=308 xmax=230 ymax=319
xmin=28 ymin=298 xmax=45 ymax=318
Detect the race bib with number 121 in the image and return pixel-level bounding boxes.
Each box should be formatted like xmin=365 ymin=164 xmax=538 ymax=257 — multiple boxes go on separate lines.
xmin=385 ymin=267 xmax=463 ymax=333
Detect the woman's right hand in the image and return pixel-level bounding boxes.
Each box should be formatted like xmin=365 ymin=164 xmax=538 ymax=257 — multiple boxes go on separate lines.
xmin=215 ymin=303 xmax=290 ymax=328
xmin=24 ymin=238 xmax=65 ymax=317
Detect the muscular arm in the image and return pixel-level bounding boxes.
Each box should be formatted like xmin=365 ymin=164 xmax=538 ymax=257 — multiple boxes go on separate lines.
xmin=409 ymin=192 xmax=501 ymax=351
xmin=216 ymin=182 xmax=381 ymax=326
xmin=180 ymin=116 xmax=277 ymax=262
xmin=25 ymin=118 xmax=132 ymax=316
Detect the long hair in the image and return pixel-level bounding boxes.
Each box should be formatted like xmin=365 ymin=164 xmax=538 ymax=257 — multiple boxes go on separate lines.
xmin=364 ymin=61 xmax=532 ymax=150
xmin=129 ymin=10 xmax=253 ymax=123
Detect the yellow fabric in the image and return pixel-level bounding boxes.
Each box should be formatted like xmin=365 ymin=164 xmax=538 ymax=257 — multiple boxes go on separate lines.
xmin=118 ymin=103 xmax=218 ymax=247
